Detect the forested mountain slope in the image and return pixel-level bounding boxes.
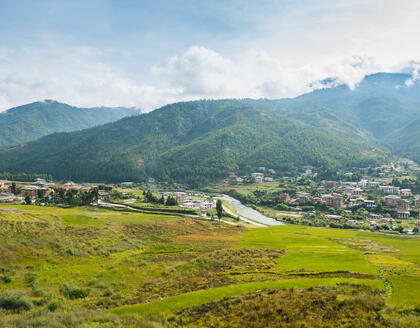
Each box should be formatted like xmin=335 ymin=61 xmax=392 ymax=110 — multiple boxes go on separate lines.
xmin=1 ymin=72 xmax=419 ymax=185
xmin=0 ymin=100 xmax=139 ymax=146
xmin=0 ymin=100 xmax=389 ymax=186
xmin=385 ymin=118 xmax=420 ymax=163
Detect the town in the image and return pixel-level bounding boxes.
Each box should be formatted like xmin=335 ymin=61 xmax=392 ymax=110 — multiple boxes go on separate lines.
xmin=1 ymin=160 xmax=419 ymax=234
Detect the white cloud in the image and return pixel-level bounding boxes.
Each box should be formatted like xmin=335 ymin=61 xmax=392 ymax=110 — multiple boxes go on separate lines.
xmin=1 ymin=0 xmax=420 ymax=112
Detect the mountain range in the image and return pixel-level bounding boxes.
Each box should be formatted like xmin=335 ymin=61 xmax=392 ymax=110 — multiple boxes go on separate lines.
xmin=0 ymin=100 xmax=139 ymax=147
xmin=0 ymin=73 xmax=418 ymax=186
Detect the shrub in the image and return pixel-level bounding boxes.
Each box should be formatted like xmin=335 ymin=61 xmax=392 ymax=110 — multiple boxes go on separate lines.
xmin=47 ymin=298 xmax=63 ymax=312
xmin=59 ymin=283 xmax=90 ymax=299
xmin=1 ymin=275 xmax=12 ymax=283
xmin=24 ymin=272 xmax=38 ymax=286
xmin=0 ymin=291 xmax=32 ymax=311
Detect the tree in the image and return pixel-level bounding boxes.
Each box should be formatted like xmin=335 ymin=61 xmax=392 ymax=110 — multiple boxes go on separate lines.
xmin=11 ymin=182 xmax=17 ymax=195
xmin=25 ymin=195 xmax=31 ymax=205
xmin=216 ymin=199 xmax=223 ymax=222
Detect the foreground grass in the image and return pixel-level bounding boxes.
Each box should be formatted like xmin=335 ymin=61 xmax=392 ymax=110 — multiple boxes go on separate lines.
xmin=1 ymin=204 xmax=419 ymax=326
xmin=238 ymin=225 xmax=420 ymax=310
xmin=111 ymin=278 xmax=384 ymax=316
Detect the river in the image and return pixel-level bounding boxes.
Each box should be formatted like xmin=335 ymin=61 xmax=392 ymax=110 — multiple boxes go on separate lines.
xmin=219 ymin=195 xmax=284 ymax=226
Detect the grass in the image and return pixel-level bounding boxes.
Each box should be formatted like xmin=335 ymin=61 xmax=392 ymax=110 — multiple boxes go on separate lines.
xmin=238 ymin=224 xmax=420 ymax=311
xmin=0 ymin=203 xmax=419 ymax=326
xmin=110 ymin=277 xmax=384 ymax=316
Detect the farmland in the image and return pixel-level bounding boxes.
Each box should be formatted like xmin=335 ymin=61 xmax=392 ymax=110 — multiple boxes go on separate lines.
xmin=0 ymin=204 xmax=419 ymax=327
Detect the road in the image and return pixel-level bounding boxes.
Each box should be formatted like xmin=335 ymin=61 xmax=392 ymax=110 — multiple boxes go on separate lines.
xmin=93 ymin=200 xmax=238 ymax=225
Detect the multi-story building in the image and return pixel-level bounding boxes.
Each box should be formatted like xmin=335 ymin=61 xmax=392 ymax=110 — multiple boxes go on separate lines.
xmin=251 ymin=172 xmax=264 ymax=183
xmin=279 ymin=193 xmax=291 ymax=203
xmin=325 ymin=181 xmax=338 ymax=189
xmin=322 ymin=193 xmax=343 ymax=208
xmin=380 ymin=185 xmax=400 ymax=194
xmin=384 ymin=195 xmax=401 ymax=206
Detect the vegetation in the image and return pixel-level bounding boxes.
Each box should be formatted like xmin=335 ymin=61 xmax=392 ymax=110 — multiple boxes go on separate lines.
xmin=0 ymin=203 xmax=419 ymax=327
xmin=0 ymin=100 xmax=138 ymax=147
xmin=0 ymin=99 xmax=390 ymax=186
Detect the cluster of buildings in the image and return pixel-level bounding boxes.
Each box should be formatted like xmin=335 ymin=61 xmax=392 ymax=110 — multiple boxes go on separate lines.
xmin=0 ymin=179 xmax=88 ymax=203
xmin=226 ymin=167 xmax=277 ymax=184
xmin=276 ymin=174 xmax=420 ymax=221
xmin=163 ymin=192 xmax=215 ymax=211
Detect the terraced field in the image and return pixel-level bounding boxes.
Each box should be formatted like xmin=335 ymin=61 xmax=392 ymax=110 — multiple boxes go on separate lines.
xmin=0 ymin=204 xmax=419 ymax=327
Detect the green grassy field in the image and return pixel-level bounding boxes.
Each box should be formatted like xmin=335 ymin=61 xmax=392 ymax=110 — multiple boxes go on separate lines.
xmin=0 ymin=204 xmax=419 ymax=327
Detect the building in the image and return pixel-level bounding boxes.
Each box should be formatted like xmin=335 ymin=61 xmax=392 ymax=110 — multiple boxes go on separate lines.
xmin=279 ymin=193 xmax=291 ymax=203
xmin=366 ymin=181 xmax=379 ymax=188
xmin=322 ymin=193 xmax=343 ymax=208
xmin=349 ymin=198 xmax=365 ymax=207
xmin=381 ymin=217 xmax=395 ymax=225
xmin=325 ymin=181 xmax=337 ymax=189
xmin=98 ymin=190 xmax=110 ymax=200
xmin=396 ymin=199 xmax=410 ymax=212
xmin=384 ymin=195 xmax=401 ymax=206
xmin=251 ymin=172 xmax=264 ymax=183
xmin=296 ymin=192 xmax=311 ymax=201
xmin=364 ymin=200 xmax=375 ymax=208
xmin=264 ymin=177 xmax=273 ymax=182
xmin=352 ymin=188 xmax=363 ymax=196
xmin=415 ymin=196 xmax=420 ymax=208
xmin=34 ymin=178 xmax=46 ymax=187
xmin=267 ymin=169 xmax=276 ymax=175
xmin=400 ymin=189 xmax=412 ymax=199
xmin=380 ymin=185 xmax=400 ymax=194
xmin=325 ymin=214 xmax=343 ymax=222
xmin=21 ymin=185 xmax=51 ymax=197
xmin=62 ymin=182 xmax=83 ymax=191
xmin=396 ymin=199 xmax=410 ymax=219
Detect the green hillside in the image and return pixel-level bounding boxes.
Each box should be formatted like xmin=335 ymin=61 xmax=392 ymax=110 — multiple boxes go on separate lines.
xmin=0 ymin=100 xmax=389 ymax=186
xmin=0 ymin=73 xmax=419 ymax=185
xmin=0 ymin=100 xmax=139 ymax=146
xmin=386 ymin=118 xmax=420 ymax=163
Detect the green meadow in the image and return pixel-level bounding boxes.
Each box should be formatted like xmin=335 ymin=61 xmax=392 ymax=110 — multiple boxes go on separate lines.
xmin=0 ymin=204 xmax=419 ymax=327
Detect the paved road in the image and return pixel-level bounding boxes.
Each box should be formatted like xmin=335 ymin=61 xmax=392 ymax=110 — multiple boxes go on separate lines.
xmin=94 ymin=200 xmax=238 ymax=226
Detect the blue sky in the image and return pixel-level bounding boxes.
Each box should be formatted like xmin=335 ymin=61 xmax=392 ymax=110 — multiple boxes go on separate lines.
xmin=0 ymin=0 xmax=419 ymax=111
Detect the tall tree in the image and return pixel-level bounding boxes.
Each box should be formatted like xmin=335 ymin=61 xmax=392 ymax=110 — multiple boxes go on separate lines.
xmin=10 ymin=182 xmax=17 ymax=195
xmin=216 ymin=199 xmax=223 ymax=222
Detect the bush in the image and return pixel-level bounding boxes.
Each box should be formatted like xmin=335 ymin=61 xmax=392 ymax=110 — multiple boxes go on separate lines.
xmin=47 ymin=298 xmax=63 ymax=312
xmin=24 ymin=272 xmax=38 ymax=286
xmin=0 ymin=291 xmax=32 ymax=311
xmin=59 ymin=283 xmax=90 ymax=299
xmin=1 ymin=275 xmax=12 ymax=283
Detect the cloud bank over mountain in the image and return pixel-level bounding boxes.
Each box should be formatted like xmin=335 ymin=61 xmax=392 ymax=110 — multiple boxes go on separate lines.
xmin=1 ymin=0 xmax=420 ymax=111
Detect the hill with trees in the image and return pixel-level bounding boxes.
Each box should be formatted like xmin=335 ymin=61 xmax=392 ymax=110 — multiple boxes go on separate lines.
xmin=0 ymin=100 xmax=139 ymax=146
xmin=0 ymin=100 xmax=389 ymax=186
xmin=0 ymin=72 xmax=419 ymax=186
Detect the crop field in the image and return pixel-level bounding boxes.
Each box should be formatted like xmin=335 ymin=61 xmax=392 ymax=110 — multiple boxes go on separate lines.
xmin=0 ymin=204 xmax=419 ymax=327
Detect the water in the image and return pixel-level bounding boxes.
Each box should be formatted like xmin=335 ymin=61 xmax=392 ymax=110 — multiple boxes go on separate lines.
xmin=220 ymin=195 xmax=284 ymax=226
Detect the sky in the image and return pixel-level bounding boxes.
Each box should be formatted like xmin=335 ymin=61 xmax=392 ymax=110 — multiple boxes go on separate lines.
xmin=0 ymin=0 xmax=420 ymax=111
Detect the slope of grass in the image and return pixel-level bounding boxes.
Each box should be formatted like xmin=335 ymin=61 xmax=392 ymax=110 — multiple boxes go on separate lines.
xmin=110 ymin=278 xmax=384 ymax=316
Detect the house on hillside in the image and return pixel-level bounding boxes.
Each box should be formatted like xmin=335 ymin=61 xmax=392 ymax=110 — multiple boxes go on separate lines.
xmin=380 ymin=185 xmax=400 ymax=194
xmin=364 ymin=200 xmax=375 ymax=208
xmin=279 ymin=193 xmax=291 ymax=203
xmin=325 ymin=181 xmax=338 ymax=188
xmin=251 ymin=172 xmax=264 ymax=183
xmin=396 ymin=199 xmax=410 ymax=219
xmin=400 ymin=189 xmax=412 ymax=199
xmin=352 ymin=188 xmax=363 ymax=196
xmin=322 ymin=193 xmax=343 ymax=208
xmin=385 ymin=195 xmax=401 ymax=206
